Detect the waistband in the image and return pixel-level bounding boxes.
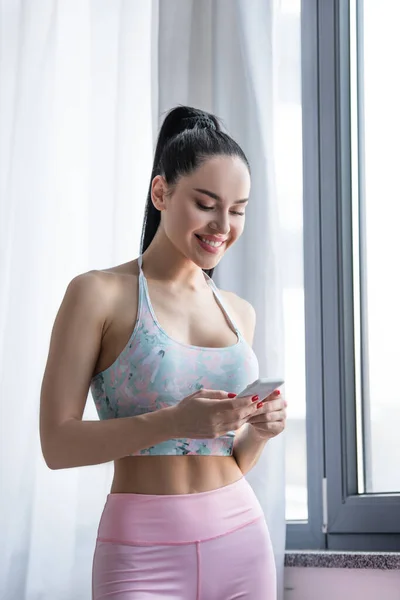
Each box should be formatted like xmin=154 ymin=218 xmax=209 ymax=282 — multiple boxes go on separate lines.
xmin=97 ymin=477 xmax=264 ymax=545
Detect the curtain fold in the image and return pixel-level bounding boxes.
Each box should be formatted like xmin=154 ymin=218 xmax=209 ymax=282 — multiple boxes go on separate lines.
xmin=0 ymin=2 xmax=285 ymax=598
xmin=0 ymin=3 xmax=155 ymax=598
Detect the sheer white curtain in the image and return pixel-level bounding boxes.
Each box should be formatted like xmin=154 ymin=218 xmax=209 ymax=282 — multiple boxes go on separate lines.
xmin=0 ymin=3 xmax=154 ymax=598
xmin=0 ymin=1 xmax=285 ymax=598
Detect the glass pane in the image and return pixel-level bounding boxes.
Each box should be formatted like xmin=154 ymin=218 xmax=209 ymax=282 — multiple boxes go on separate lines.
xmin=275 ymin=0 xmax=308 ymax=520
xmin=352 ymin=0 xmax=400 ymax=493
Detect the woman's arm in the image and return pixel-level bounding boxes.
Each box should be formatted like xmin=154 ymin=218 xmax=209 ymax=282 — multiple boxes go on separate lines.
xmin=40 ymin=271 xmax=176 ymax=470
xmin=232 ymin=423 xmax=270 ymax=475
xmin=44 ymin=409 xmax=176 ymax=470
xmin=221 ymin=291 xmax=275 ymax=475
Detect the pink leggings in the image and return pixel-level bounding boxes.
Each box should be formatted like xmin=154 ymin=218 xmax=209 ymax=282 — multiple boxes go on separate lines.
xmin=92 ymin=477 xmax=276 ymax=599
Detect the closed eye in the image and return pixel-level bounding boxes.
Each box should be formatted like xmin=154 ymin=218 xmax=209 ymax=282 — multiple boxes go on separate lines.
xmin=196 ymin=202 xmax=245 ymax=217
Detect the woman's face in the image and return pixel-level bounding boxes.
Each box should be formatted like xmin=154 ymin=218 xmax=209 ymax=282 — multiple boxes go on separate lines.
xmin=152 ymin=155 xmax=251 ymax=269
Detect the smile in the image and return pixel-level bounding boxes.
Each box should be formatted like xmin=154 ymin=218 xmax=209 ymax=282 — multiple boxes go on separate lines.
xmin=195 ymin=235 xmax=226 ymax=254
xmin=198 ymin=237 xmax=224 ymax=247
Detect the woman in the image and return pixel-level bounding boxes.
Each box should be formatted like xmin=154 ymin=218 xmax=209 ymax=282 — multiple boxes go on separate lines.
xmin=40 ymin=106 xmax=287 ymax=599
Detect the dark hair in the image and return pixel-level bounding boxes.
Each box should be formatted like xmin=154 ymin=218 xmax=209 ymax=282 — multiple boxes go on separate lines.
xmin=140 ymin=106 xmax=250 ymax=278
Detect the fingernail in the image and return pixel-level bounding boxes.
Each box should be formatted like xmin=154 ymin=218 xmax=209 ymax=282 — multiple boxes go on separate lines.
xmin=274 ymin=390 xmax=281 ymax=396
xmin=252 ymin=395 xmax=259 ymax=402
xmin=228 ymin=393 xmax=236 ymax=398
xmin=257 ymin=402 xmax=263 ymax=409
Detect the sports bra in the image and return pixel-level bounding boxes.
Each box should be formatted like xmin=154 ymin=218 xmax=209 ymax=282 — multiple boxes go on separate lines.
xmin=90 ymin=255 xmax=259 ymax=456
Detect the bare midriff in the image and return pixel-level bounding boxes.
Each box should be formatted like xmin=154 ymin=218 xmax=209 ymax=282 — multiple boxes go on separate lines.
xmin=110 ymin=455 xmax=243 ymax=495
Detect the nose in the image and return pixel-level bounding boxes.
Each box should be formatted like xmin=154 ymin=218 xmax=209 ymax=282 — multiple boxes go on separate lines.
xmin=209 ymin=211 xmax=230 ymax=235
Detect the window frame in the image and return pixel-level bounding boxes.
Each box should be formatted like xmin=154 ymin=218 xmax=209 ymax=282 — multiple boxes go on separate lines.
xmin=286 ymin=0 xmax=400 ymax=552
xmin=285 ymin=0 xmax=326 ymax=551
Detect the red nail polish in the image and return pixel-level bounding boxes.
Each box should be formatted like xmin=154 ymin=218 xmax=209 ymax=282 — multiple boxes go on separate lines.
xmin=257 ymin=402 xmax=263 ymax=409
xmin=228 ymin=393 xmax=236 ymax=398
xmin=252 ymin=395 xmax=259 ymax=402
xmin=274 ymin=390 xmax=281 ymax=396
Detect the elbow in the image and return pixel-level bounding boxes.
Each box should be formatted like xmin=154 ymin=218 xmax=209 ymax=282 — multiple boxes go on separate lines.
xmin=40 ymin=420 xmax=73 ymax=470
xmin=44 ymin=454 xmax=62 ymax=470
xmin=42 ymin=450 xmax=71 ymax=470
xmin=40 ymin=430 xmax=55 ymax=469
xmin=41 ymin=445 xmax=61 ymax=470
xmin=40 ymin=433 xmax=65 ymax=470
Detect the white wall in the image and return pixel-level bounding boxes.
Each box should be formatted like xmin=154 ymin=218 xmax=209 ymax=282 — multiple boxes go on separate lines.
xmin=284 ymin=567 xmax=400 ymax=600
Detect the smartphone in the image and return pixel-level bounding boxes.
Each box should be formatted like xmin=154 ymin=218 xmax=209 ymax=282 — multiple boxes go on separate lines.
xmin=236 ymin=377 xmax=284 ymax=400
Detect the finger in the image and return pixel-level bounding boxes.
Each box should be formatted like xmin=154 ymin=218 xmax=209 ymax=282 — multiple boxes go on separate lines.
xmin=248 ymin=408 xmax=286 ymax=423
xmin=216 ymin=393 xmax=262 ymax=412
xmin=200 ymin=389 xmax=235 ymax=400
xmin=251 ymin=399 xmax=284 ymax=414
xmin=262 ymin=398 xmax=286 ymax=412
xmin=261 ymin=389 xmax=282 ymax=401
xmin=241 ymin=398 xmax=282 ymax=419
xmin=186 ymin=389 xmax=204 ymax=399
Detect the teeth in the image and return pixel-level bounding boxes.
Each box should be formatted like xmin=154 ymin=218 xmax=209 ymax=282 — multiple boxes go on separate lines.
xmin=199 ymin=237 xmax=224 ymax=247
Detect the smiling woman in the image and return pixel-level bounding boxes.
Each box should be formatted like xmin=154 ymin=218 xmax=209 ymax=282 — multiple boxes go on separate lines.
xmin=148 ymin=153 xmax=251 ymax=268
xmin=141 ymin=106 xmax=251 ymax=278
xmin=40 ymin=105 xmax=285 ymax=599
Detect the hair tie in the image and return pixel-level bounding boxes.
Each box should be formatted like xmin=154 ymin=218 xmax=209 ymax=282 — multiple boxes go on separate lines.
xmin=182 ymin=116 xmax=217 ymax=131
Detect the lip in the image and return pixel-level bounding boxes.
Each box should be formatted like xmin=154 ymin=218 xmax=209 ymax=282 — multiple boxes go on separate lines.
xmin=195 ymin=234 xmax=226 ymax=254
xmin=195 ymin=234 xmax=228 ymax=243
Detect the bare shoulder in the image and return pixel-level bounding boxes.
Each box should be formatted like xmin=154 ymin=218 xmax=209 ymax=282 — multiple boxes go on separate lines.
xmin=66 ymin=268 xmax=113 ymax=304
xmin=66 ymin=259 xmax=139 ymax=318
xmin=219 ymin=289 xmax=256 ymax=345
xmin=63 ymin=270 xmax=115 ymax=327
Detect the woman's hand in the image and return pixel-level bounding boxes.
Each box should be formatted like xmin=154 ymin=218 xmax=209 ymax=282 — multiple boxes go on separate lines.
xmin=246 ymin=390 xmax=287 ymax=441
xmin=171 ymin=389 xmax=262 ymax=439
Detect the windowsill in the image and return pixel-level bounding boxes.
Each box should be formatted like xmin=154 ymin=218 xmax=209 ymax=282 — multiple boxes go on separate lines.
xmin=285 ymin=550 xmax=400 ymax=570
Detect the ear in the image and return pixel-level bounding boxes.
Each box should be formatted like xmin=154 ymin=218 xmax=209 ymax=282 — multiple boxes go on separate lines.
xmin=151 ymin=175 xmax=168 ymax=211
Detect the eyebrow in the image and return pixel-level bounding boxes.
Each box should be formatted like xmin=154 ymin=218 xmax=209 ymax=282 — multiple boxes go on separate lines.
xmin=193 ymin=188 xmax=249 ymax=204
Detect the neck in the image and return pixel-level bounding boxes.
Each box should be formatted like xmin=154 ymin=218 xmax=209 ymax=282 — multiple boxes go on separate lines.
xmin=141 ymin=232 xmax=208 ymax=291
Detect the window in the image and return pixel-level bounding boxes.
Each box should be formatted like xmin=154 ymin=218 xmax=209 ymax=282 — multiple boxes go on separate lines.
xmin=275 ymin=0 xmax=308 ymax=523
xmin=286 ymin=0 xmax=400 ymax=551
xmin=351 ymin=0 xmax=400 ymax=496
